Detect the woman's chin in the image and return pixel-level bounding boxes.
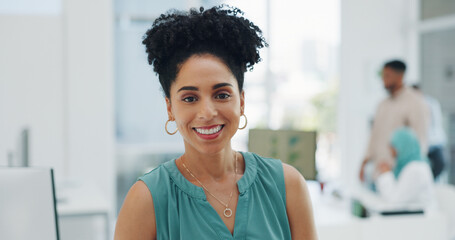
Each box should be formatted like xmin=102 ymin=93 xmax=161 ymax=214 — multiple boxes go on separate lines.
xmin=186 ymin=139 xmax=233 ymax=155
xmin=196 ymin=143 xmax=230 ymax=155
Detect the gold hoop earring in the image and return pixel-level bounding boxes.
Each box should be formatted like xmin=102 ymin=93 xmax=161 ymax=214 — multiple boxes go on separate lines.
xmin=165 ymin=120 xmax=178 ymax=135
xmin=238 ymin=114 xmax=248 ymax=130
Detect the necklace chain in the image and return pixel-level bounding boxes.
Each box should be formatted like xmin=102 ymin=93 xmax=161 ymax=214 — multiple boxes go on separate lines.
xmin=181 ymin=152 xmax=238 ymax=217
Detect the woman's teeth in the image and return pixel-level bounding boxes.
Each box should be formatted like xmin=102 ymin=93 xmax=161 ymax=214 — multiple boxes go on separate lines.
xmin=195 ymin=125 xmax=222 ymax=135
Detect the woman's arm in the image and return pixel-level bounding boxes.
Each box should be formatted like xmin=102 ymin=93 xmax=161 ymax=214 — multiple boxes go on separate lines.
xmin=114 ymin=181 xmax=156 ymax=240
xmin=376 ymin=162 xmax=426 ymax=204
xmin=283 ymin=163 xmax=318 ymax=240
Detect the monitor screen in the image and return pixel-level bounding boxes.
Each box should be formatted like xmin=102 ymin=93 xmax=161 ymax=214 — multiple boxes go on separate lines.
xmin=0 ymin=167 xmax=59 ymax=240
xmin=248 ymin=129 xmax=317 ymax=180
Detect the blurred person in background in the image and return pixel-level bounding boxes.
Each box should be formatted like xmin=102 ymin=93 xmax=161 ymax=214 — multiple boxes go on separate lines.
xmin=412 ymin=84 xmax=447 ymax=180
xmin=375 ymin=127 xmax=435 ymax=208
xmin=114 ymin=5 xmax=317 ymax=240
xmin=359 ymin=60 xmax=429 ymax=190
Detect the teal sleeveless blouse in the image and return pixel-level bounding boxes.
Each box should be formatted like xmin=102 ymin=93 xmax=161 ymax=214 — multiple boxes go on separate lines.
xmin=138 ymin=152 xmax=292 ymax=239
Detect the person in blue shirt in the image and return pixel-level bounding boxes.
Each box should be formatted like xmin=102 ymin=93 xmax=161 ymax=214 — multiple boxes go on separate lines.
xmin=412 ymin=84 xmax=447 ymax=180
xmin=114 ymin=5 xmax=317 ymax=240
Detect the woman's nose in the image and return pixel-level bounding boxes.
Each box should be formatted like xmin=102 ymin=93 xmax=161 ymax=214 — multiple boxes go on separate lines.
xmin=197 ymin=98 xmax=217 ymax=120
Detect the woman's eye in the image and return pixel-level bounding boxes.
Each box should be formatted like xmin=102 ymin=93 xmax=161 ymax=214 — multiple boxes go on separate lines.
xmin=183 ymin=96 xmax=197 ymax=103
xmin=215 ymin=93 xmax=231 ymax=100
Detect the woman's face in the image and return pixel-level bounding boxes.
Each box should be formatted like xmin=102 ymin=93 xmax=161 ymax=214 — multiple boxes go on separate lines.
xmin=166 ymin=54 xmax=244 ymax=154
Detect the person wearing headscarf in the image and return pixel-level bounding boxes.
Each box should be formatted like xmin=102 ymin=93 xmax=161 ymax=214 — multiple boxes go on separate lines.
xmin=375 ymin=127 xmax=435 ymax=207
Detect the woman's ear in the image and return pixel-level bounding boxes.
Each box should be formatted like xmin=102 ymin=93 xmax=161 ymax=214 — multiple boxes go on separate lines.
xmin=165 ymin=97 xmax=174 ymax=120
xmin=240 ymin=91 xmax=245 ymax=115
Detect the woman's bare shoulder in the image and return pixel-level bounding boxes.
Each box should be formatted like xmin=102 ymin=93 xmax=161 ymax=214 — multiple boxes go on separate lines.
xmin=282 ymin=163 xmax=311 ymax=193
xmin=282 ymin=163 xmax=318 ymax=240
xmin=114 ymin=181 xmax=156 ymax=240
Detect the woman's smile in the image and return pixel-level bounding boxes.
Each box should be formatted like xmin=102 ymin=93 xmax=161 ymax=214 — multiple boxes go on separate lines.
xmin=193 ymin=124 xmax=225 ymax=139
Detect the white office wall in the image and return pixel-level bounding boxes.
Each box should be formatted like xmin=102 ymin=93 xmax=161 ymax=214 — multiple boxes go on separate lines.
xmin=0 ymin=15 xmax=65 ymax=177
xmin=63 ymin=0 xmax=115 ymax=199
xmin=0 ymin=0 xmax=115 ymax=210
xmin=339 ymin=0 xmax=417 ymax=187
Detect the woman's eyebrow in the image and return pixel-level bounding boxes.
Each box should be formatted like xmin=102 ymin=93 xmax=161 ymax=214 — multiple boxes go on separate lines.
xmin=177 ymin=86 xmax=198 ymax=92
xmin=213 ymin=83 xmax=233 ymax=90
xmin=177 ymin=83 xmax=233 ymax=92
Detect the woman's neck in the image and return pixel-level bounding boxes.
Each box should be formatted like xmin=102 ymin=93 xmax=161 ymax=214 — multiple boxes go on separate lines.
xmin=181 ymin=144 xmax=236 ymax=181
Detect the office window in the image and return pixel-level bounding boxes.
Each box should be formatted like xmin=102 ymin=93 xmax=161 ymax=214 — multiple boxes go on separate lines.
xmin=225 ymin=0 xmax=340 ymax=180
xmin=420 ymin=0 xmax=455 ymax=20
xmin=0 ymin=0 xmax=61 ymax=15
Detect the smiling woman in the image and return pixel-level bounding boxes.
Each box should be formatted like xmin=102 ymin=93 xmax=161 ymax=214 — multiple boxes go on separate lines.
xmin=167 ymin=54 xmax=243 ymax=154
xmin=114 ymin=5 xmax=317 ymax=240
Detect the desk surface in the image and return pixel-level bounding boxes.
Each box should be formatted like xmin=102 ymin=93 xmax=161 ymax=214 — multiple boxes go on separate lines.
xmin=56 ymin=182 xmax=111 ymax=217
xmin=307 ymin=181 xmax=449 ymax=240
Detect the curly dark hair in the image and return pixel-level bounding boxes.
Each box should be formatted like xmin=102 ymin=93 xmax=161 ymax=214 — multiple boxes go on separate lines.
xmin=142 ymin=5 xmax=268 ymax=98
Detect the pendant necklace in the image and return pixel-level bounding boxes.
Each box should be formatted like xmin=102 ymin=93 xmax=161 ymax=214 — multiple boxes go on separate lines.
xmin=181 ymin=152 xmax=238 ymax=218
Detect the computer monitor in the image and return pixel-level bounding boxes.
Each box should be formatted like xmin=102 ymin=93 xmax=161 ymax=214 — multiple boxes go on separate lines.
xmin=0 ymin=167 xmax=59 ymax=240
xmin=248 ymin=129 xmax=317 ymax=180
